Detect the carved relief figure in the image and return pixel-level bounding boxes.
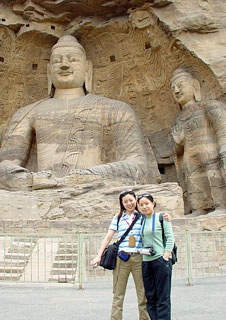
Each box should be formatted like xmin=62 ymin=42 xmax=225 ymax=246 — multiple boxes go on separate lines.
xmin=171 ymin=68 xmax=226 ymax=215
xmin=0 ymin=35 xmax=152 ymax=191
xmin=129 ymin=9 xmax=154 ymax=29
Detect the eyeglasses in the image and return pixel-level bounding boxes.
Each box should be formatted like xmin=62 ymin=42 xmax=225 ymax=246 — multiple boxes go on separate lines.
xmin=119 ymin=189 xmax=133 ymax=196
xmin=137 ymin=193 xmax=152 ymax=200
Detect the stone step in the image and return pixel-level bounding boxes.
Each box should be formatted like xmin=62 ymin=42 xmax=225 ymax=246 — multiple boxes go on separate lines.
xmin=13 ymin=238 xmax=37 ymax=244
xmin=0 ymin=261 xmax=25 ymax=267
xmin=51 ymin=266 xmax=77 ymax=271
xmin=8 ymin=247 xmax=33 ymax=254
xmin=11 ymin=241 xmax=36 ymax=247
xmin=4 ymin=254 xmax=30 ymax=260
xmin=55 ymin=251 xmax=78 ymax=255
xmin=50 ymin=269 xmax=76 ymax=275
xmin=0 ymin=266 xmax=24 ymax=273
xmin=56 ymin=249 xmax=77 ymax=254
xmin=0 ymin=274 xmax=21 ymax=281
xmin=54 ymin=255 xmax=78 ymax=260
xmin=58 ymin=243 xmax=77 ymax=247
xmin=53 ymin=262 xmax=77 ymax=268
xmin=48 ymin=275 xmax=75 ymax=283
xmin=2 ymin=258 xmax=29 ymax=264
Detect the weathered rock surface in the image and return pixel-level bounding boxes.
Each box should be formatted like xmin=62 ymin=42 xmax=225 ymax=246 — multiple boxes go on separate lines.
xmin=0 ymin=181 xmax=184 ymax=232
xmin=152 ymin=0 xmax=226 ymax=93
xmin=0 ymin=181 xmax=184 ymax=233
xmin=1 ymin=180 xmax=225 ymax=233
xmin=0 ymin=1 xmax=226 ymax=232
xmin=173 ymin=211 xmax=226 ymax=233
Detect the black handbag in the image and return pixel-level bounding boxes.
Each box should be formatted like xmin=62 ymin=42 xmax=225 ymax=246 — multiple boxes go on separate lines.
xmin=159 ymin=213 xmax=178 ymax=265
xmin=100 ymin=243 xmax=119 ymax=270
xmin=100 ymin=213 xmax=141 ymax=270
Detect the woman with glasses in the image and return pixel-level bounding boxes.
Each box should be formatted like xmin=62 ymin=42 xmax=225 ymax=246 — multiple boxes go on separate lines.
xmin=137 ymin=193 xmax=175 ymax=320
xmin=91 ymin=189 xmax=150 ymax=320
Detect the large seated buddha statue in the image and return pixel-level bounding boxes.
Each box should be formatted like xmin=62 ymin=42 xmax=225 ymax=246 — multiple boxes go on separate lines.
xmin=0 ymin=35 xmax=159 ymax=191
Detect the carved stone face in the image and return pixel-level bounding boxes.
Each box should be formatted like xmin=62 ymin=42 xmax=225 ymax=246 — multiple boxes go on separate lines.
xmin=171 ymin=75 xmax=195 ymax=107
xmin=50 ymin=46 xmax=87 ymax=89
xmin=129 ymin=10 xmax=154 ymax=29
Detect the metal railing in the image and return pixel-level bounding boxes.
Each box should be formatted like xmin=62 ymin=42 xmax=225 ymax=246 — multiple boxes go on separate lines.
xmin=0 ymin=231 xmax=225 ymax=286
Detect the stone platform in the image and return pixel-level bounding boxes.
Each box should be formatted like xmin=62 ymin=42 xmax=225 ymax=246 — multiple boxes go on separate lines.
xmin=0 ymin=182 xmax=184 ymax=233
xmin=0 ymin=180 xmax=225 ymax=234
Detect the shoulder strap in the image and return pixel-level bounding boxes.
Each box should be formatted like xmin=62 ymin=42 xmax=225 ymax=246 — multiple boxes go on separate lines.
xmin=159 ymin=213 xmax=166 ymax=247
xmin=117 ymin=212 xmax=143 ymax=231
xmin=116 ymin=213 xmax=141 ymax=246
xmin=140 ymin=213 xmax=145 ymax=225
xmin=117 ymin=215 xmax=121 ymax=230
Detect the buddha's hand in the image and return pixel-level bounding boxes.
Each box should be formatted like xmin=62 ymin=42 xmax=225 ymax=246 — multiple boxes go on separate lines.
xmin=31 ymin=171 xmax=58 ymax=190
xmin=171 ymin=123 xmax=184 ymax=145
xmin=0 ymin=161 xmax=32 ymax=191
xmin=60 ymin=168 xmax=101 ymax=186
xmin=69 ymin=168 xmax=93 ymax=175
xmin=51 ymin=164 xmax=93 ymax=178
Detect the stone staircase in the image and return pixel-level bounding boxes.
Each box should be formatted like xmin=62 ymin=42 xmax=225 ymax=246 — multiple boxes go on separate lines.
xmin=0 ymin=232 xmax=225 ymax=283
xmin=48 ymin=239 xmax=78 ymax=283
xmin=0 ymin=237 xmax=80 ymax=283
xmin=0 ymin=237 xmax=37 ymax=281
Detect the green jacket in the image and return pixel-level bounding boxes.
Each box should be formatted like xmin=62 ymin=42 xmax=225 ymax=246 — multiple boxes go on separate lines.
xmin=141 ymin=212 xmax=175 ymax=262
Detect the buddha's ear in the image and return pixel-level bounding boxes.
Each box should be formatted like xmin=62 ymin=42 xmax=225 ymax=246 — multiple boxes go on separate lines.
xmin=85 ymin=60 xmax=93 ymax=93
xmin=192 ymin=79 xmax=201 ymax=102
xmin=47 ymin=63 xmax=55 ymax=97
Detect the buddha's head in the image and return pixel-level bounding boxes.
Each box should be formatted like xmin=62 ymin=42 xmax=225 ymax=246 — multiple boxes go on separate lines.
xmin=170 ymin=68 xmax=201 ymax=108
xmin=48 ymin=35 xmax=92 ymax=96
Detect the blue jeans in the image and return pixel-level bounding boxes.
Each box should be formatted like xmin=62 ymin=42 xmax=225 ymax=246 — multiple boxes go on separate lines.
xmin=142 ymin=257 xmax=172 ymax=320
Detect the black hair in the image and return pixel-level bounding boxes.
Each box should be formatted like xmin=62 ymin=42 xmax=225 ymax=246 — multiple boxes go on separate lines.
xmin=137 ymin=193 xmax=156 ymax=207
xmin=118 ymin=189 xmax=139 ymax=219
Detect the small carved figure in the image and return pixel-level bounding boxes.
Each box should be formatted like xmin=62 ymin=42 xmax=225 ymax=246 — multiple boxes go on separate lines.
xmin=171 ymin=68 xmax=226 ymax=215
xmin=0 ymin=35 xmax=153 ymax=191
xmin=129 ymin=9 xmax=154 ymax=29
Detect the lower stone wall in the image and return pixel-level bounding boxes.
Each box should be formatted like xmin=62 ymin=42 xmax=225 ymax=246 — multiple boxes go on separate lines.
xmin=0 ymin=181 xmax=225 ymax=234
xmin=0 ymin=182 xmax=184 ymax=233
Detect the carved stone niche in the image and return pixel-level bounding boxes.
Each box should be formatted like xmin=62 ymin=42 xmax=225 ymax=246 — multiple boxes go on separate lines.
xmin=0 ymin=1 xmax=226 ymax=230
xmin=0 ymin=3 xmax=223 ymax=183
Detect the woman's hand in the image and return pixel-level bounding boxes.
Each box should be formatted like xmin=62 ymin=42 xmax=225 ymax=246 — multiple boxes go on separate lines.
xmin=163 ymin=251 xmax=170 ymax=261
xmin=90 ymin=229 xmax=115 ymax=268
xmin=163 ymin=213 xmax=171 ymax=222
xmin=91 ymin=255 xmax=101 ymax=268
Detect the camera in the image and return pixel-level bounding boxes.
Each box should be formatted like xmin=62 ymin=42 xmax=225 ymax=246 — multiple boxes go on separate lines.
xmin=149 ymin=245 xmax=156 ymax=256
xmin=138 ymin=246 xmax=156 ymax=256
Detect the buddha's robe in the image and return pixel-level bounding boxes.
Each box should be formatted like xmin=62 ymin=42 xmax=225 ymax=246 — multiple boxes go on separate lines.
xmin=0 ymin=94 xmax=150 ymax=183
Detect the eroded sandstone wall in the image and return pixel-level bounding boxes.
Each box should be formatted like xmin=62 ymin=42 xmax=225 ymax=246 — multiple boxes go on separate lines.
xmin=0 ymin=1 xmax=226 ymax=222
xmin=1 ymin=1 xmax=225 ymax=184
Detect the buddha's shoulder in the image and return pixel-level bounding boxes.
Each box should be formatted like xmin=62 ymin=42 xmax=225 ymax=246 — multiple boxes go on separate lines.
xmin=10 ymin=99 xmax=49 ymax=123
xmin=204 ymin=99 xmax=226 ymax=110
xmin=14 ymin=98 xmax=50 ymax=116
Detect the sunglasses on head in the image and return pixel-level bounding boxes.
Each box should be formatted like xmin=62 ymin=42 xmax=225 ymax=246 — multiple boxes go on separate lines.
xmin=137 ymin=193 xmax=152 ymax=200
xmin=119 ymin=189 xmax=133 ymax=196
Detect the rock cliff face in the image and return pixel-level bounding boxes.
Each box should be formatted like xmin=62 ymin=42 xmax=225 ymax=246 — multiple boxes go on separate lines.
xmin=0 ymin=0 xmax=226 ymax=230
xmin=153 ymin=0 xmax=226 ymax=92
xmin=1 ymin=0 xmax=225 ymax=181
xmin=0 ymin=180 xmax=184 ymax=233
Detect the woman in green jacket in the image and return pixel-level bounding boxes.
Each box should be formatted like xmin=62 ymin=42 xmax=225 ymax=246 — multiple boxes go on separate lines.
xmin=137 ymin=193 xmax=175 ymax=320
